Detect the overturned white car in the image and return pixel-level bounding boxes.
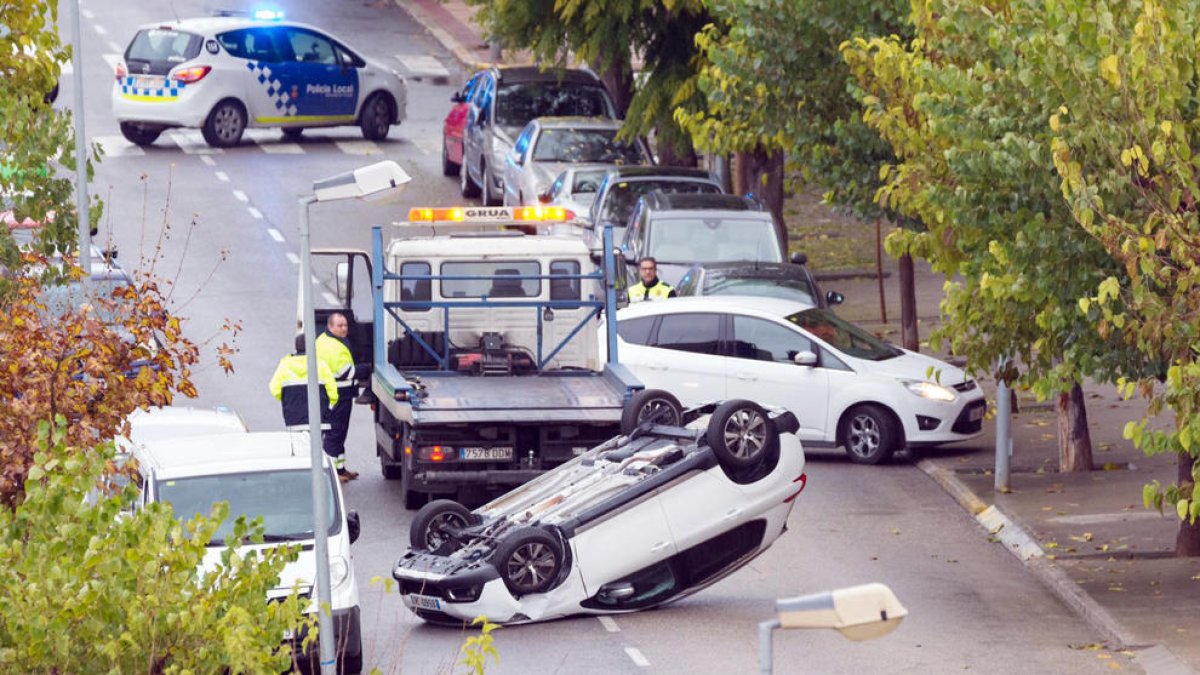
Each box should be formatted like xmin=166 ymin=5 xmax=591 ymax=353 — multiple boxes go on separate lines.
xmin=393 ymin=392 xmax=807 ymax=625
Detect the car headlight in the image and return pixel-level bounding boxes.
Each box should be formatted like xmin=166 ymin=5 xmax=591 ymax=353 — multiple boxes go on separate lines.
xmin=902 ymin=380 xmax=957 ymax=402
xmin=329 ymin=555 xmax=350 ymax=590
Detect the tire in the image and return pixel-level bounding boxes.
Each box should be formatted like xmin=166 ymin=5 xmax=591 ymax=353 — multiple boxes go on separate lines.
xmin=401 ymin=468 xmax=426 ymax=511
xmin=379 ymin=445 xmax=402 ymax=480
xmin=119 ymin=122 xmax=162 ymax=146
xmin=201 ymin=99 xmax=246 ymax=147
xmin=359 ymin=93 xmax=392 ymax=141
xmin=706 ymin=400 xmax=777 ymax=469
xmin=460 ymin=156 xmax=481 ymax=198
xmin=480 ymin=162 xmax=499 ymax=206
xmin=282 ymin=127 xmax=304 ymax=141
xmin=493 ymin=527 xmax=563 ymax=596
xmin=840 ymin=404 xmax=900 ymax=465
xmin=442 ymin=139 xmax=459 ymax=177
xmin=410 ymin=499 xmax=473 ymax=551
xmin=620 ymin=389 xmax=683 ymax=434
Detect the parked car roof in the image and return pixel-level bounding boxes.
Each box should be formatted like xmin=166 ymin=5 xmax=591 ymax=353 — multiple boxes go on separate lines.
xmin=600 ymin=166 xmax=717 ymax=181
xmin=134 ymin=431 xmax=316 ymax=479
xmin=492 ymin=66 xmax=603 ymax=85
xmin=642 ymin=193 xmax=763 ymax=213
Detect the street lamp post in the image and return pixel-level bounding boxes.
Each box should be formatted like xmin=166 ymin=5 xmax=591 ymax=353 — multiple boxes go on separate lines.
xmin=69 ymin=0 xmax=91 ymax=268
xmin=299 ymin=161 xmax=410 ymax=674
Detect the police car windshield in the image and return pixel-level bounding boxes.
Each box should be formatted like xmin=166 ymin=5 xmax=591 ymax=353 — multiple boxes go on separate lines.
xmin=495 ymin=83 xmax=611 ymax=128
xmin=126 ymin=28 xmax=203 ymax=75
xmin=646 ymin=216 xmax=782 ymax=265
xmin=532 ymin=129 xmax=645 ymax=164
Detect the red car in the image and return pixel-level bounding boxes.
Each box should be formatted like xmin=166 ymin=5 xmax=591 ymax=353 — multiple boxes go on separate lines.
xmin=442 ymin=73 xmax=481 ymax=177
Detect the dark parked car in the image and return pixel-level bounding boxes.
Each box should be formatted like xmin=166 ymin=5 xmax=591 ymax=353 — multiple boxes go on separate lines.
xmin=675 ymin=258 xmax=844 ymax=309
xmin=587 ymin=166 xmax=724 ymax=235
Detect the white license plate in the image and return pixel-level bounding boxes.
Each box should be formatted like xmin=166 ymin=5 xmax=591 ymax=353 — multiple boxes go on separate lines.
xmin=969 ymin=406 xmax=985 ymax=421
xmin=133 ymin=75 xmax=165 ymax=89
xmin=572 ymin=446 xmax=590 ymax=456
xmin=409 ymin=594 xmax=441 ymax=611
xmin=459 ymin=446 xmax=513 ymax=461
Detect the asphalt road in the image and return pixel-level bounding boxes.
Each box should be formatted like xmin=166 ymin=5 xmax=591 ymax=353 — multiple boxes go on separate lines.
xmin=63 ymin=0 xmax=1129 ymax=672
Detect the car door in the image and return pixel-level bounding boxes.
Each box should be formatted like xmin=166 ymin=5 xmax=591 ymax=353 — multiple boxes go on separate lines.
xmin=633 ymin=312 xmax=726 ymax=407
xmin=570 ymin=494 xmax=676 ymax=595
xmin=463 ymin=74 xmax=494 ymax=182
xmin=504 ymin=123 xmax=535 ymax=204
xmin=215 ymin=28 xmax=276 ymax=119
xmin=274 ymin=26 xmax=358 ymax=124
xmin=729 ymin=315 xmax=829 ymax=442
xmin=307 ymin=250 xmax=375 ymax=381
xmin=658 ymin=461 xmax=746 ymax=551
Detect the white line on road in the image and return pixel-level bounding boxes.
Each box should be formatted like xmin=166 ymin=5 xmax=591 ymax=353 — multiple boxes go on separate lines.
xmin=215 ymin=171 xmax=229 ymax=182
xmin=624 ymin=647 xmax=650 ymax=667
xmin=247 ymin=206 xmax=263 ymax=220
xmin=285 ymin=252 xmax=300 ymax=265
xmin=334 ymin=140 xmax=382 ymax=156
xmin=107 ymin=40 xmax=122 ymax=53
xmin=169 ymin=129 xmax=223 ymax=155
xmin=93 ymin=24 xmax=107 ymax=35
xmin=267 ymin=228 xmax=285 ymax=242
xmin=232 ymin=190 xmax=248 ymax=203
xmin=598 ymin=616 xmax=620 ymax=633
xmin=81 ymin=8 xmax=94 ymax=18
xmin=413 ymin=137 xmax=439 ymax=156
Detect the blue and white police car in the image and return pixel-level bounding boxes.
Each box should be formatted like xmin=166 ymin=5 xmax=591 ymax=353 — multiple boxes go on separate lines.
xmin=112 ymin=14 xmax=407 ymax=148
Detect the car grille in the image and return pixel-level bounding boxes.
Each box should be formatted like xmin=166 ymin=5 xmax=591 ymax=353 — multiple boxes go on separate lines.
xmin=952 ymin=400 xmax=986 ymax=434
xmin=953 ymin=380 xmax=977 ymax=392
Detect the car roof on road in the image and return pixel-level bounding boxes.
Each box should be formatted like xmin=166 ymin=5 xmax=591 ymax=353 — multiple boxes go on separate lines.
xmin=492 ymin=66 xmax=602 ymax=85
xmin=135 ymin=431 xmax=321 ymax=479
xmin=617 ymin=294 xmax=813 ymax=320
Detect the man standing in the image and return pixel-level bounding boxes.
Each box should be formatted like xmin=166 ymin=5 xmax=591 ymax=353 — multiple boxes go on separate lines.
xmin=269 ymin=334 xmax=338 ymax=431
xmin=316 ymin=312 xmax=358 ymax=482
xmin=628 ymin=257 xmax=676 ymax=302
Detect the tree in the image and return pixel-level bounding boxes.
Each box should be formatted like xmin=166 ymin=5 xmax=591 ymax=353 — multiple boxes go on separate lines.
xmin=677 ymin=0 xmax=921 ymax=347
xmin=839 ymin=3 xmax=1157 ymax=473
xmin=1043 ymin=0 xmax=1200 ymax=554
xmin=0 ymin=421 xmax=310 ymax=671
xmin=467 ymin=0 xmax=712 ymax=164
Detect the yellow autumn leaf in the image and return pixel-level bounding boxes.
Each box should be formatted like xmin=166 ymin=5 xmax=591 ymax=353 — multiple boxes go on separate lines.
xmin=1099 ymin=54 xmax=1121 ymax=88
xmin=1050 ymin=114 xmax=1061 ymax=132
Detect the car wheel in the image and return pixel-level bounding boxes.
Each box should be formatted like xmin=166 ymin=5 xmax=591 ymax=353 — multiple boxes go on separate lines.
xmin=841 ymin=404 xmax=899 ymax=465
xmin=460 ymin=157 xmax=481 ymax=198
xmin=493 ymin=527 xmax=563 ymax=596
xmin=442 ymin=140 xmax=459 ymax=177
xmin=480 ymin=163 xmax=499 ymax=206
xmin=706 ymin=400 xmax=777 ymax=469
xmin=282 ymin=127 xmax=304 ymax=141
xmin=410 ymin=499 xmax=473 ymax=551
xmin=379 ymin=445 xmax=402 ymax=480
xmin=119 ymin=122 xmax=162 ymax=146
xmin=400 ymin=464 xmax=427 ymax=510
xmin=360 ymin=93 xmax=392 ymax=141
xmin=201 ymin=99 xmax=246 ymax=147
xmin=620 ymin=388 xmax=683 ymax=434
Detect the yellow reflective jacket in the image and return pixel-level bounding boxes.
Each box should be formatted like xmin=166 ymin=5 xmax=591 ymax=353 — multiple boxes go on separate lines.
xmin=316 ymin=331 xmax=355 ymax=390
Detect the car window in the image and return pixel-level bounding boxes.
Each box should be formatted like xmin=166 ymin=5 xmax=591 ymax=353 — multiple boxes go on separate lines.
xmin=335 ymin=43 xmax=364 ymax=68
xmin=598 ymin=179 xmax=720 ymax=226
xmin=654 ymin=313 xmax=721 ymax=354
xmin=399 ymin=261 xmax=431 ymax=312
xmin=647 ymin=216 xmax=782 ymax=265
xmin=284 ymin=28 xmax=338 ymax=65
xmin=549 ymin=260 xmax=580 ymax=300
xmin=125 ymin=28 xmax=203 ymax=75
xmin=441 ymin=260 xmax=540 ymax=298
xmin=732 ymin=316 xmax=813 ymax=363
xmin=787 ymin=307 xmax=902 ymax=361
xmin=531 ymin=128 xmax=646 ymax=164
xmin=572 ymin=169 xmax=606 ymax=194
xmin=706 ymin=276 xmax=817 ymax=306
xmin=617 ymin=316 xmax=655 ymax=345
xmin=494 ymin=82 xmax=613 ymax=128
xmin=216 ymin=28 xmax=280 ymax=62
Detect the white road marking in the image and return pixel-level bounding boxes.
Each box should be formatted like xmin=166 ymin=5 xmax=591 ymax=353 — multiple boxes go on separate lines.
xmin=102 ymin=53 xmax=120 ymax=72
xmin=268 ymin=228 xmax=285 ymax=242
xmin=93 ymin=24 xmax=107 ymax=35
xmin=334 ymin=140 xmax=382 ymax=156
xmin=244 ymin=129 xmax=306 ymax=154
xmin=107 ymin=41 xmax=122 ymax=53
xmin=395 ymin=54 xmax=450 ymax=79
xmin=285 ymin=252 xmax=300 ymax=265
xmin=624 ymin=647 xmax=650 ymax=667
xmin=259 ymin=142 xmax=305 ymax=155
xmin=215 ymin=171 xmax=229 ymax=182
xmin=81 ymin=8 xmax=94 ymax=18
xmin=598 ymin=616 xmax=620 ymax=633
xmin=167 ymin=129 xmax=223 ymax=155
xmin=323 ymin=292 xmax=339 ymax=306
xmin=199 ymin=154 xmax=217 ymax=166
xmin=92 ymin=135 xmax=145 ymax=157
xmin=247 ymin=206 xmax=263 ymax=220
xmin=413 ymin=137 xmax=439 ymax=156
xmin=232 ymin=190 xmax=248 ymax=203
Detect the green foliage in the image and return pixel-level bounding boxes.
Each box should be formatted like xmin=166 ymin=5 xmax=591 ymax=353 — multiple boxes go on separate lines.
xmin=679 ymin=0 xmax=909 ymax=220
xmin=1045 ymin=0 xmax=1200 ymax=522
xmin=840 ymin=0 xmax=1151 ymax=404
xmin=458 ymin=616 xmax=501 ymax=674
xmin=0 ymin=418 xmax=309 ymax=671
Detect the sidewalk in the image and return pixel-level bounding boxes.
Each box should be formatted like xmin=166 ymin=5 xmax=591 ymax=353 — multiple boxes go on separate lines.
xmin=395 ymin=2 xmax=1199 ymax=672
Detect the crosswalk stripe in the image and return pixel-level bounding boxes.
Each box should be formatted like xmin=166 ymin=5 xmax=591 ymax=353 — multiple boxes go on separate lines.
xmin=268 ymin=228 xmax=285 ymax=242
xmin=167 ymin=129 xmax=223 ymax=155
xmin=92 ymin=135 xmax=145 ymax=157
xmin=413 ymin=138 xmax=439 ymax=156
xmin=334 ymin=140 xmax=382 ymax=156
xmin=395 ymin=54 xmax=450 ymax=81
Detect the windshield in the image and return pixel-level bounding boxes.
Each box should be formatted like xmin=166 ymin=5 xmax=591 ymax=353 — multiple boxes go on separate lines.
xmin=494 ymin=82 xmax=612 ymax=128
xmin=786 ymin=308 xmax=902 ymax=361
xmin=647 ymin=216 xmax=782 ymax=265
xmin=156 ymin=468 xmax=339 ymax=545
xmin=597 ymin=180 xmax=720 ymax=226
xmin=706 ymin=276 xmax=817 ymax=305
xmin=532 ymin=128 xmax=645 ymax=164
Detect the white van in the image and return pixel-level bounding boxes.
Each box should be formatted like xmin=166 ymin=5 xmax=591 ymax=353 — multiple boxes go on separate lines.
xmin=133 ymin=431 xmax=362 ymax=672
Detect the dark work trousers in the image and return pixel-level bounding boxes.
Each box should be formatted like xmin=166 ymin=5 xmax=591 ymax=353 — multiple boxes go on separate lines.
xmin=323 ymin=394 xmax=353 ymax=467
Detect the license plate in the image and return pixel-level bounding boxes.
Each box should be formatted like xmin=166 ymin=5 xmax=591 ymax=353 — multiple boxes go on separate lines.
xmin=133 ymin=75 xmax=165 ymax=90
xmin=459 ymin=446 xmax=513 ymax=461
xmin=409 ymin=594 xmax=441 ymax=611
xmin=572 ymin=446 xmax=590 ymax=456
xmin=969 ymin=405 xmax=985 ymax=421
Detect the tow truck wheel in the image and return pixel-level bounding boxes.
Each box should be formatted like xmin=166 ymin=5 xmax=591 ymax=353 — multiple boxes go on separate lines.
xmin=621 ymin=389 xmax=683 ymax=434
xmin=410 ymin=499 xmax=473 ymax=552
xmin=494 ymin=527 xmax=563 ymax=596
xmin=201 ymin=99 xmax=246 ymax=147
xmin=379 ymin=446 xmax=402 ymax=480
xmin=119 ymin=122 xmax=162 ymax=146
xmin=706 ymin=400 xmax=777 ymax=470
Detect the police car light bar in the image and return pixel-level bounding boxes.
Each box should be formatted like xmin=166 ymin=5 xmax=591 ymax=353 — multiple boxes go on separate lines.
xmin=406 ymin=206 xmax=574 ymax=223
xmin=253 ymin=8 xmax=285 ymax=21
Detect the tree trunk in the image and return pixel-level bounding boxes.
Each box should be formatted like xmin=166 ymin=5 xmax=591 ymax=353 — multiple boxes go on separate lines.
xmin=1055 ymin=382 xmax=1093 ymax=472
xmin=733 ymin=147 xmax=786 ymax=257
xmin=655 ymin=120 xmax=698 ymax=167
xmin=595 ymin=58 xmax=633 ymax=118
xmin=1177 ymin=453 xmax=1200 ymax=556
xmin=898 ymin=253 xmax=919 ymax=351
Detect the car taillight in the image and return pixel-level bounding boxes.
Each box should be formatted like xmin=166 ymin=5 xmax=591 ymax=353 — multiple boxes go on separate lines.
xmin=115 ymin=61 xmax=126 ymax=79
xmin=783 ymin=472 xmax=808 ymax=503
xmin=171 ymin=65 xmax=211 ymax=84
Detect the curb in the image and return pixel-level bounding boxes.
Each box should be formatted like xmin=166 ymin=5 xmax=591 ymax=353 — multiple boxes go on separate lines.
xmin=916 ymin=459 xmax=1196 ymax=675
xmin=399 ymin=0 xmax=491 ymax=72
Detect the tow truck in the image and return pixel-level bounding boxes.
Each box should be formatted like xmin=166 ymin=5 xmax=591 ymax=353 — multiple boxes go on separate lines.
xmin=311 ymin=205 xmax=641 ymax=508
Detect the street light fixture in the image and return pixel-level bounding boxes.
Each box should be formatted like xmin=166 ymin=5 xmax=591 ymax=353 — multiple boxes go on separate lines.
xmin=300 ymin=160 xmax=410 ymax=674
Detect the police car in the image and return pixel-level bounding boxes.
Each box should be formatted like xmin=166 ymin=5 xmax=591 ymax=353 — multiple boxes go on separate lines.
xmin=111 ymin=14 xmax=407 ymax=148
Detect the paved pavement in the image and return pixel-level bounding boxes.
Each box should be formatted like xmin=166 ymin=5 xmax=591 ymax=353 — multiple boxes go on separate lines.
xmin=396 ymin=2 xmax=1199 ymax=672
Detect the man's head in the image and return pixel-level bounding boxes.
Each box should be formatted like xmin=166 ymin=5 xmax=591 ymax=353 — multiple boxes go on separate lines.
xmin=638 ymin=257 xmax=659 ymax=285
xmin=327 ymin=312 xmax=349 ymax=339
xmin=294 ymin=333 xmax=306 ymax=354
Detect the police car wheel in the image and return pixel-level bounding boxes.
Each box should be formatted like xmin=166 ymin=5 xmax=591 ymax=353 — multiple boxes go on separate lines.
xmin=360 ymin=94 xmax=392 ymax=141
xmin=202 ymin=99 xmax=246 ymax=148
xmin=119 ymin=122 xmax=162 ymax=147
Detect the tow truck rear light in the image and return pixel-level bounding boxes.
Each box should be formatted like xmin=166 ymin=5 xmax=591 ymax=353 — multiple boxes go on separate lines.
xmin=171 ymin=65 xmax=211 ymax=84
xmin=418 ymin=445 xmax=449 ymax=461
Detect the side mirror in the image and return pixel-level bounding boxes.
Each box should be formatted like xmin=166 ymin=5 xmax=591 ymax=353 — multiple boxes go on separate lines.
xmin=346 ymin=509 xmax=361 ymax=544
xmin=826 ymin=290 xmax=844 ymax=306
xmin=538 ymin=190 xmax=552 ymax=204
xmin=335 ymin=261 xmax=350 ymax=305
xmin=790 ymin=252 xmax=808 ymax=265
xmin=793 ymin=350 xmax=817 ymax=367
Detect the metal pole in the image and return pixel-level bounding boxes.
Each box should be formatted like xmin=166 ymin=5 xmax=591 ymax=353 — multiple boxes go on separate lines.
xmin=70 ymin=0 xmax=91 ymax=268
xmin=759 ymin=618 xmax=779 ymax=675
xmin=602 ymin=220 xmax=618 ymax=364
xmin=994 ymin=360 xmax=1011 ymax=492
xmin=299 ymin=195 xmax=336 ymax=675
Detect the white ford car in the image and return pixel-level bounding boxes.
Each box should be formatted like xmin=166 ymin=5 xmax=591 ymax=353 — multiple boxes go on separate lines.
xmin=112 ymin=15 xmax=407 ymax=147
xmin=393 ymin=394 xmax=806 ymax=625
